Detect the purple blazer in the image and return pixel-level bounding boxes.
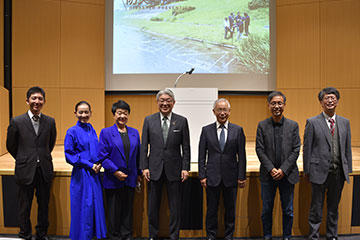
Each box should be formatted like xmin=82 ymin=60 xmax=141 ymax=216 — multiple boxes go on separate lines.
xmin=98 ymin=124 xmax=141 ymax=189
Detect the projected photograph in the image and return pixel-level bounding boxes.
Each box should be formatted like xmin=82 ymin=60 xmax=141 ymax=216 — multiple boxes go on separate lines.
xmin=113 ymin=0 xmax=270 ymax=74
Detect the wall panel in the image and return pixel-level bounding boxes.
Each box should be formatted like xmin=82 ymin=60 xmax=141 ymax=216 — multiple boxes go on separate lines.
xmin=60 ymin=1 xmax=104 ymax=89
xmin=277 ymin=1 xmax=321 ymax=89
xmin=320 ymin=0 xmax=360 ymax=88
xmin=0 ymin=87 xmax=9 ymax=156
xmin=12 ymin=0 xmax=60 ymax=88
xmin=0 ymin=0 xmax=3 ymax=87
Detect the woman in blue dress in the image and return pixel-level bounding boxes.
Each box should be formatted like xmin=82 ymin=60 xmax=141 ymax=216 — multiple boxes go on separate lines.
xmin=64 ymin=101 xmax=107 ymax=240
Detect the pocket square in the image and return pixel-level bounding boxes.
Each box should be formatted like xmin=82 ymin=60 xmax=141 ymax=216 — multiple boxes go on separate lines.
xmin=173 ymin=129 xmax=181 ymax=132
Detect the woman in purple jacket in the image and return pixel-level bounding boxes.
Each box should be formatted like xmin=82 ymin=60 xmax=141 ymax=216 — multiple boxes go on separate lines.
xmin=98 ymin=100 xmax=141 ymax=240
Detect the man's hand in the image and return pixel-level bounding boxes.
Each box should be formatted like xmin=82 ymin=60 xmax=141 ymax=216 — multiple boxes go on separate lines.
xmin=92 ymin=163 xmax=101 ymax=174
xmin=181 ymin=170 xmax=189 ymax=182
xmin=114 ymin=170 xmax=128 ymax=181
xmin=270 ymin=168 xmax=277 ymax=177
xmin=143 ymin=169 xmax=150 ymax=182
xmin=272 ymin=168 xmax=285 ymax=180
xmin=238 ymin=179 xmax=246 ymax=188
xmin=200 ymin=178 xmax=207 ymax=188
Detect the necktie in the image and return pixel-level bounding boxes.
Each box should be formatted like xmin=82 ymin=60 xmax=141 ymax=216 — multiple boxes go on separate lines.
xmin=329 ymin=118 xmax=335 ymax=136
xmin=219 ymin=124 xmax=225 ymax=151
xmin=162 ymin=116 xmax=168 ymax=143
xmin=32 ymin=115 xmax=40 ymax=135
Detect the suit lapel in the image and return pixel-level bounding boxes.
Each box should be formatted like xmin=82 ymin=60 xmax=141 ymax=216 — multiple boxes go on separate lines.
xmin=127 ymin=128 xmax=137 ymax=161
xmin=155 ymin=113 xmax=165 ymax=145
xmin=111 ymin=124 xmax=126 ymax=160
xmin=23 ymin=113 xmax=37 ymax=136
xmin=211 ymin=122 xmax=221 ymax=151
xmin=336 ymin=116 xmax=345 ymax=152
xmin=37 ymin=115 xmax=46 ymax=137
xmin=266 ymin=118 xmax=275 ymax=151
xmin=224 ymin=123 xmax=234 ymax=151
xmin=318 ymin=114 xmax=331 ymax=147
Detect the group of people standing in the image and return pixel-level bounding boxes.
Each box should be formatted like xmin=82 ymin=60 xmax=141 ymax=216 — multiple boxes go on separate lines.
xmin=224 ymin=12 xmax=250 ymax=40
xmin=6 ymin=86 xmax=352 ymax=240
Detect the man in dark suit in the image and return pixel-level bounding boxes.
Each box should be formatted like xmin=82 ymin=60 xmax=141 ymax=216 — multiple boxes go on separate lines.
xmin=140 ymin=88 xmax=190 ymax=240
xmin=6 ymin=86 xmax=57 ymax=240
xmin=304 ymin=87 xmax=352 ymax=240
xmin=198 ymin=98 xmax=246 ymax=240
xmin=256 ymin=91 xmax=301 ymax=240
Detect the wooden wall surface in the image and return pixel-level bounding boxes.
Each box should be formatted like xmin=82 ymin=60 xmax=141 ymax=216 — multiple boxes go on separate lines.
xmin=277 ymin=0 xmax=360 ymax=146
xmin=0 ymin=87 xmax=9 ymax=156
xmin=11 ymin=0 xmax=105 ymax=144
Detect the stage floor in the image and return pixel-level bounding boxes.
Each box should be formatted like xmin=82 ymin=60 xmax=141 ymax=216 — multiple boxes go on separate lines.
xmin=1 ymin=143 xmax=359 ymax=176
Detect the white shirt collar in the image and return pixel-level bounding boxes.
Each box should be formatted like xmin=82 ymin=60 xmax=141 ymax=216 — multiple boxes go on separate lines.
xmin=323 ymin=112 xmax=336 ymax=122
xmin=216 ymin=120 xmax=229 ymax=129
xmin=160 ymin=112 xmax=172 ymax=122
xmin=28 ymin=110 xmax=42 ymax=119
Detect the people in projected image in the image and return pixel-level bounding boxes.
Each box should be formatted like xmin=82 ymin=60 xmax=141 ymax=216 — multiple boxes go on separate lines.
xmin=224 ymin=17 xmax=232 ymax=39
xmin=228 ymin=13 xmax=235 ymax=38
xmin=64 ymin=101 xmax=107 ymax=240
xmin=235 ymin=12 xmax=244 ymax=40
xmin=244 ymin=12 xmax=250 ymax=36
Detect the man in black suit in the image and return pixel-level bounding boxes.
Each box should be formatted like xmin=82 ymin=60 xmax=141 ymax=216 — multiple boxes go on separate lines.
xmin=256 ymin=91 xmax=300 ymax=240
xmin=140 ymin=88 xmax=190 ymax=240
xmin=198 ymin=98 xmax=246 ymax=240
xmin=304 ymin=87 xmax=352 ymax=240
xmin=6 ymin=86 xmax=57 ymax=240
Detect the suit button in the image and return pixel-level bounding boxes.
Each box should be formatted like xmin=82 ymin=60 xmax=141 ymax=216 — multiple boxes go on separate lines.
xmin=37 ymin=160 xmax=40 ymax=163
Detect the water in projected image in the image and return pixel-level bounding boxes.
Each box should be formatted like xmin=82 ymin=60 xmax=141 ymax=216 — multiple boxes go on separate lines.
xmin=113 ymin=0 xmax=270 ymax=74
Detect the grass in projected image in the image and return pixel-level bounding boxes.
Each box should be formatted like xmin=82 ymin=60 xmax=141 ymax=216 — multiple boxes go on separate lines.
xmin=114 ymin=0 xmax=270 ymax=74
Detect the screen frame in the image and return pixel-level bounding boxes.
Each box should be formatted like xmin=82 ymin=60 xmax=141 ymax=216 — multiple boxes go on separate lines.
xmin=105 ymin=0 xmax=276 ymax=91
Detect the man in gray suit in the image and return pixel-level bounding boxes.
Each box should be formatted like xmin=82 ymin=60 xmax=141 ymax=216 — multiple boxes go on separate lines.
xmin=6 ymin=86 xmax=57 ymax=240
xmin=141 ymin=88 xmax=190 ymax=240
xmin=304 ymin=87 xmax=352 ymax=240
xmin=256 ymin=91 xmax=300 ymax=240
xmin=198 ymin=98 xmax=246 ymax=240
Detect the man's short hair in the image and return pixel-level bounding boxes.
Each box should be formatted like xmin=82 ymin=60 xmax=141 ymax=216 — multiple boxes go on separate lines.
xmin=26 ymin=86 xmax=45 ymax=100
xmin=156 ymin=88 xmax=175 ymax=101
xmin=318 ymin=87 xmax=340 ymax=101
xmin=267 ymin=91 xmax=286 ymax=103
xmin=213 ymin=98 xmax=231 ymax=109
xmin=112 ymin=100 xmax=131 ymax=115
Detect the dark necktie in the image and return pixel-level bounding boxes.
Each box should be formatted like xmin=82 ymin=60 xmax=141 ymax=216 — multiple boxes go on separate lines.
xmin=219 ymin=124 xmax=225 ymax=151
xmin=162 ymin=116 xmax=168 ymax=143
xmin=32 ymin=115 xmax=40 ymax=135
xmin=329 ymin=118 xmax=335 ymax=136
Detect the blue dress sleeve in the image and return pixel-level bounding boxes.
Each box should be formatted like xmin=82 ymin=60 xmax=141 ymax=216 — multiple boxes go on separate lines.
xmin=64 ymin=128 xmax=94 ymax=169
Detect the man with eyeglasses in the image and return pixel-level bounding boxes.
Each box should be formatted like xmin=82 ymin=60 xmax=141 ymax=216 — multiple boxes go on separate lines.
xmin=140 ymin=88 xmax=190 ymax=240
xmin=198 ymin=98 xmax=246 ymax=240
xmin=256 ymin=91 xmax=301 ymax=240
xmin=304 ymin=87 xmax=352 ymax=240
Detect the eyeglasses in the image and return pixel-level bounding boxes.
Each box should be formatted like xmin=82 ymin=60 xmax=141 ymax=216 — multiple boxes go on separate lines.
xmin=214 ymin=108 xmax=230 ymax=113
xmin=323 ymin=96 xmax=337 ymax=102
xmin=269 ymin=101 xmax=284 ymax=107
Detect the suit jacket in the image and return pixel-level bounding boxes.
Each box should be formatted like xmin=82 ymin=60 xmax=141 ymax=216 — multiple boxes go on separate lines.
xmin=198 ymin=122 xmax=246 ymax=187
xmin=140 ymin=112 xmax=190 ymax=181
xmin=98 ymin=124 xmax=141 ymax=188
xmin=256 ymin=117 xmax=301 ymax=184
xmin=6 ymin=112 xmax=57 ymax=185
xmin=303 ymin=113 xmax=352 ymax=184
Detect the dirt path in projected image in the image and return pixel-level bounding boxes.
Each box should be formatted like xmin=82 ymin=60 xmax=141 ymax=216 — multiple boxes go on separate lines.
xmin=113 ymin=24 xmax=245 ymax=74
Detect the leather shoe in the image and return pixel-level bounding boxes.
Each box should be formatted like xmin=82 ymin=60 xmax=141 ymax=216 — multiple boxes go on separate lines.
xmin=264 ymin=237 xmax=272 ymax=240
xmin=326 ymin=238 xmax=338 ymax=240
xmin=283 ymin=238 xmax=291 ymax=240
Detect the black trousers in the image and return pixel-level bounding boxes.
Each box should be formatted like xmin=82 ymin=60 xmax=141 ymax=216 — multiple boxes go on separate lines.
xmin=308 ymin=169 xmax=345 ymax=240
xmin=105 ymin=186 xmax=135 ymax=240
xmin=206 ymin=182 xmax=238 ymax=240
xmin=17 ymin=167 xmax=51 ymax=239
xmin=148 ymin=172 xmax=181 ymax=240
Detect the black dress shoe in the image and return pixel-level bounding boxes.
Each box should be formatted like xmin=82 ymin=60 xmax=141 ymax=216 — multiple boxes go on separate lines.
xmin=264 ymin=237 xmax=272 ymax=240
xmin=36 ymin=236 xmax=49 ymax=240
xmin=283 ymin=238 xmax=291 ymax=240
xmin=326 ymin=238 xmax=338 ymax=240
